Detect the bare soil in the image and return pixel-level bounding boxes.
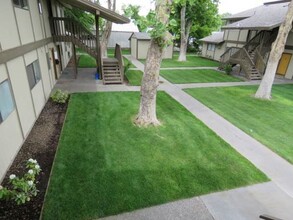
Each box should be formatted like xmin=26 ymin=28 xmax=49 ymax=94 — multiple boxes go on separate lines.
xmin=0 ymin=99 xmax=68 ymax=220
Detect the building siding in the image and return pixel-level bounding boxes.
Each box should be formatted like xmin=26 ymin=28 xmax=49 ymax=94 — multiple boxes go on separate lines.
xmin=0 ymin=0 xmax=71 ymax=181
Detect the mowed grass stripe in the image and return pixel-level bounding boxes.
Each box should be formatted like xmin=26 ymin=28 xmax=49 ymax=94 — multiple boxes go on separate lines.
xmin=185 ymin=84 xmax=293 ymax=164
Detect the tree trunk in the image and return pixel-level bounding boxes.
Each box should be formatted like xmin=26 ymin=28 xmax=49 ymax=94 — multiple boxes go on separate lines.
xmin=178 ymin=5 xmax=187 ymax=61
xmin=255 ymin=0 xmax=293 ymax=99
xmin=135 ymin=0 xmax=172 ymax=127
xmin=100 ymin=0 xmax=115 ymax=58
xmin=178 ymin=5 xmax=192 ymax=62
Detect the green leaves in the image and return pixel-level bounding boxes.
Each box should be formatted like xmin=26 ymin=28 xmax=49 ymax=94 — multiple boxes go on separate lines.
xmin=123 ymin=4 xmax=173 ymax=48
xmin=0 ymin=159 xmax=41 ymax=205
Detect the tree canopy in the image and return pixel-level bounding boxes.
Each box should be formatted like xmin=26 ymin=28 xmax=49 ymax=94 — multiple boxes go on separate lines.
xmin=170 ymin=0 xmax=221 ymax=52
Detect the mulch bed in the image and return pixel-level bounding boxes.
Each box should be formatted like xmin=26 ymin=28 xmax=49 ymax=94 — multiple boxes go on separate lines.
xmin=0 ymin=99 xmax=68 ymax=220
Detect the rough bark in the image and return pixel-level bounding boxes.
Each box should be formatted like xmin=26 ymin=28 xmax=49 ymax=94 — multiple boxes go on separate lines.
xmin=255 ymin=0 xmax=293 ymax=99
xmin=100 ymin=0 xmax=116 ymax=58
xmin=135 ymin=0 xmax=172 ymax=127
xmin=178 ymin=5 xmax=192 ymax=62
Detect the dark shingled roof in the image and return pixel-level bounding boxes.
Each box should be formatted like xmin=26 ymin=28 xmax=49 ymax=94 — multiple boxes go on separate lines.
xmin=129 ymin=32 xmax=151 ymax=40
xmin=222 ymin=2 xmax=290 ymax=30
xmin=200 ymin=32 xmax=224 ymax=44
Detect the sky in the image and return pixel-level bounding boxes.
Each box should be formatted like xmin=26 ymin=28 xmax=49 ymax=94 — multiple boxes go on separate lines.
xmin=100 ymin=0 xmax=279 ymax=15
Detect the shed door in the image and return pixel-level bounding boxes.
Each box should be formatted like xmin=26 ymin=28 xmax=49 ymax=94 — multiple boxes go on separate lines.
xmin=277 ymin=53 xmax=292 ymax=75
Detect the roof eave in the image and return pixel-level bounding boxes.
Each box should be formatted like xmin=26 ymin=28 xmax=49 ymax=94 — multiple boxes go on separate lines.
xmin=58 ymin=0 xmax=130 ymax=24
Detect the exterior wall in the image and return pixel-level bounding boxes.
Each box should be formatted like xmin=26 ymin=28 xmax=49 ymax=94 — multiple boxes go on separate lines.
xmin=223 ymin=29 xmax=248 ymax=47
xmin=163 ymin=44 xmax=173 ymax=59
xmin=108 ymin=31 xmax=132 ymax=48
xmin=131 ymin=38 xmax=137 ymax=58
xmin=137 ymin=40 xmax=150 ymax=59
xmin=202 ymin=42 xmax=226 ymax=61
xmin=135 ymin=40 xmax=173 ymax=59
xmin=0 ymin=0 xmax=71 ymax=181
xmin=0 ymin=1 xmax=21 ymax=50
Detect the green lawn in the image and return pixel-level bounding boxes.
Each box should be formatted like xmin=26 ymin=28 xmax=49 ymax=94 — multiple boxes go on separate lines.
xmin=42 ymin=92 xmax=267 ymax=219
xmin=185 ymin=84 xmax=293 ymax=164
xmin=126 ymin=70 xmax=143 ymax=86
xmin=160 ymin=69 xmax=242 ymax=84
xmin=78 ymin=54 xmax=96 ymax=68
xmin=141 ymin=56 xmax=219 ymax=68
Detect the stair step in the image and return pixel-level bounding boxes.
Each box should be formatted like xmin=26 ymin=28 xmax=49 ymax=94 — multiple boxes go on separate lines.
xmin=104 ymin=81 xmax=122 ymax=85
xmin=103 ymin=70 xmax=120 ymax=73
xmin=104 ymin=73 xmax=121 ymax=76
xmin=104 ymin=76 xmax=122 ymax=79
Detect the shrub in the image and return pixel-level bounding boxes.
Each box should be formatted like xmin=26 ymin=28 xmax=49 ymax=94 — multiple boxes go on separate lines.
xmin=0 ymin=159 xmax=41 ymax=205
xmin=124 ymin=60 xmax=132 ymax=74
xmin=224 ymin=64 xmax=233 ymax=75
xmin=50 ymin=89 xmax=69 ymax=104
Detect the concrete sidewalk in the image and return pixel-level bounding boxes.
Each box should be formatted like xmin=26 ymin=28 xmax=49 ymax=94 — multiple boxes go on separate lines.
xmin=101 ymin=182 xmax=293 ymax=220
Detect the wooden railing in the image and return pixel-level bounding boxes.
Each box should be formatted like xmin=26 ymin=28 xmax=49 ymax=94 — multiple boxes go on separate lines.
xmin=51 ymin=17 xmax=97 ymax=57
xmin=114 ymin=44 xmax=124 ymax=81
xmin=220 ymin=47 xmax=241 ymax=64
xmin=255 ymin=49 xmax=266 ymax=76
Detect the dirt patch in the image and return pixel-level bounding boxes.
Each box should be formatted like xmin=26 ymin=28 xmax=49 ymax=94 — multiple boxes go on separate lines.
xmin=0 ymin=99 xmax=68 ymax=220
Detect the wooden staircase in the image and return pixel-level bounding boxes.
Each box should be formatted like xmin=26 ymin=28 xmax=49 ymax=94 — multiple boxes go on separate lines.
xmin=102 ymin=58 xmax=123 ymax=84
xmin=220 ymin=29 xmax=278 ymax=80
xmin=51 ymin=17 xmax=124 ymax=84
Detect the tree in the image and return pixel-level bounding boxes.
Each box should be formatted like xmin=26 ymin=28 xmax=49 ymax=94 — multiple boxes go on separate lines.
xmin=135 ymin=0 xmax=173 ymax=126
xmin=255 ymin=0 xmax=293 ymax=99
xmin=123 ymin=5 xmax=148 ymax=32
xmin=173 ymin=0 xmax=220 ymax=61
xmin=100 ymin=0 xmax=116 ymax=58
xmin=64 ymin=8 xmax=95 ymax=31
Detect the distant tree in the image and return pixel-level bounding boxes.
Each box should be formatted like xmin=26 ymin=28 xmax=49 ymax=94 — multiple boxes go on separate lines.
xmin=255 ymin=0 xmax=293 ymax=99
xmin=173 ymin=0 xmax=221 ymax=61
xmin=123 ymin=5 xmax=148 ymax=32
xmin=100 ymin=0 xmax=116 ymax=58
xmin=220 ymin=12 xmax=232 ymax=26
xmin=64 ymin=8 xmax=95 ymax=31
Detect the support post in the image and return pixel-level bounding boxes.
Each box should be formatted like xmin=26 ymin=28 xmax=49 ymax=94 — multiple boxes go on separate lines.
xmin=95 ymin=11 xmax=102 ymax=79
xmin=72 ymin=43 xmax=78 ymax=79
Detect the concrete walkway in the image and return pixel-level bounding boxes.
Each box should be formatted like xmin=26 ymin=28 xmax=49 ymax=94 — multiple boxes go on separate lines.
xmin=57 ymin=56 xmax=293 ymax=219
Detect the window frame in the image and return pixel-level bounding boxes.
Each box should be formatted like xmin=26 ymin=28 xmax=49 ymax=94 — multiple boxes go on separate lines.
xmin=0 ymin=80 xmax=15 ymax=124
xmin=12 ymin=0 xmax=29 ymax=10
xmin=26 ymin=60 xmax=42 ymax=90
xmin=207 ymin=43 xmax=216 ymax=52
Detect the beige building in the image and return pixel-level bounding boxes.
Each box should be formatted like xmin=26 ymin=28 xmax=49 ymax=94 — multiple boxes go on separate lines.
xmin=200 ymin=32 xmax=225 ymax=61
xmin=0 ymin=0 xmax=129 ymax=181
xmin=200 ymin=0 xmax=293 ymax=80
xmin=129 ymin=32 xmax=173 ymax=59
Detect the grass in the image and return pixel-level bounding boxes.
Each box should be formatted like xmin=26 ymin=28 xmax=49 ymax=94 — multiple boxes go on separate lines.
xmin=77 ymin=48 xmax=133 ymax=68
xmin=126 ymin=70 xmax=143 ymax=86
xmin=42 ymin=92 xmax=267 ymax=219
xmin=140 ymin=56 xmax=219 ymax=68
xmin=160 ymin=69 xmax=242 ymax=84
xmin=78 ymin=54 xmax=96 ymax=68
xmin=185 ymin=84 xmax=293 ymax=164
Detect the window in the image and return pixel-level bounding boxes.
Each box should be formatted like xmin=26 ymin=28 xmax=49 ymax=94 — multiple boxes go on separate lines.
xmin=26 ymin=60 xmax=41 ymax=89
xmin=207 ymin=43 xmax=216 ymax=51
xmin=13 ymin=0 xmax=29 ymax=10
xmin=46 ymin=53 xmax=51 ymax=70
xmin=0 ymin=80 xmax=15 ymax=123
xmin=37 ymin=0 xmax=42 ymax=14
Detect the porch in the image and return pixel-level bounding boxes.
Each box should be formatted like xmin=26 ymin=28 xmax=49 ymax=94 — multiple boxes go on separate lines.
xmin=49 ymin=0 xmax=129 ymax=84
